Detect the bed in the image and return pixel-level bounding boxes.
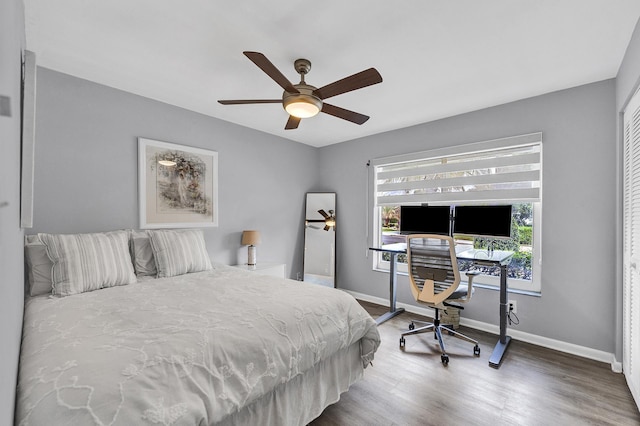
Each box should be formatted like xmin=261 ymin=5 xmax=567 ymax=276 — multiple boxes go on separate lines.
xmin=16 ymin=229 xmax=380 ymax=425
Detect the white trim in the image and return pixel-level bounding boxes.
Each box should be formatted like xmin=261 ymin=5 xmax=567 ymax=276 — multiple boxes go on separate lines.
xmin=20 ymin=50 xmax=36 ymax=229
xmin=347 ymin=290 xmax=620 ymax=371
xmin=613 ymin=357 xmax=623 ymax=374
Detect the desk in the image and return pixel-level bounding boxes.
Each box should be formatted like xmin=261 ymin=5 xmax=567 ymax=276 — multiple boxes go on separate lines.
xmin=370 ymin=243 xmax=514 ymax=368
xmin=456 ymin=248 xmax=514 ymax=368
xmin=369 ymin=243 xmax=408 ymax=325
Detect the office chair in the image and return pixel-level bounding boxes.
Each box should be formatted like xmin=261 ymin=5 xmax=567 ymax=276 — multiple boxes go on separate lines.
xmin=400 ymin=234 xmax=481 ymax=365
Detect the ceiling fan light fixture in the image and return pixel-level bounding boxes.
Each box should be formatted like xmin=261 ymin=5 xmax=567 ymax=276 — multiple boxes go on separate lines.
xmin=283 ymin=95 xmax=322 ymax=118
xmin=218 ymin=52 xmax=382 ymax=129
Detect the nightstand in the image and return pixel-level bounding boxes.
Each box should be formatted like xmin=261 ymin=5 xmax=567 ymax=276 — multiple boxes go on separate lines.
xmin=233 ymin=262 xmax=286 ymax=279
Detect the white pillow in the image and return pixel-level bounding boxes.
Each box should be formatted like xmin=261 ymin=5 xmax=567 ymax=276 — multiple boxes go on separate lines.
xmin=147 ymin=229 xmax=212 ymax=278
xmin=130 ymin=230 xmax=157 ymax=277
xmin=39 ymin=230 xmax=137 ymax=296
xmin=24 ymin=235 xmax=53 ymax=296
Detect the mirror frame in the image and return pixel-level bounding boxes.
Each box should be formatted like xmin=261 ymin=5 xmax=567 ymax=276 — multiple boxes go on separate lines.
xmin=302 ymin=192 xmax=336 ymax=288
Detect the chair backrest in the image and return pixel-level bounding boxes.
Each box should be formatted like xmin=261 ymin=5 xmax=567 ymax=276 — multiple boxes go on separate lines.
xmin=406 ymin=234 xmax=460 ymax=306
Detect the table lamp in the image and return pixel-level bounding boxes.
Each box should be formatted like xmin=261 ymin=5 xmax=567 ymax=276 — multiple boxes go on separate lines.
xmin=241 ymin=230 xmax=261 ymax=266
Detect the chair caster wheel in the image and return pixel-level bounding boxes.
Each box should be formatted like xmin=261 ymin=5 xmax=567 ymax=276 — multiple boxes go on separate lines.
xmin=441 ymin=354 xmax=449 ymax=365
xmin=474 ymin=345 xmax=481 ymax=356
xmin=400 ymin=337 xmax=405 ymax=348
xmin=408 ymin=322 xmax=415 ymax=330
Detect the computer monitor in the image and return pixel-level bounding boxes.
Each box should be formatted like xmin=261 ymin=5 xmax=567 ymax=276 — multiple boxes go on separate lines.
xmin=453 ymin=205 xmax=513 ymax=238
xmin=399 ymin=205 xmax=451 ymax=235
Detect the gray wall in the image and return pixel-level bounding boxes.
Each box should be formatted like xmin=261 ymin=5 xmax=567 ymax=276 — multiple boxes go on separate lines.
xmin=617 ymin=19 xmax=640 ymax=111
xmin=0 ymin=0 xmax=25 ymax=424
xmin=32 ymin=57 xmax=628 ymax=356
xmin=319 ymin=79 xmax=617 ymax=353
xmin=31 ymin=68 xmax=320 ymax=279
xmin=615 ymin=18 xmax=640 ymax=362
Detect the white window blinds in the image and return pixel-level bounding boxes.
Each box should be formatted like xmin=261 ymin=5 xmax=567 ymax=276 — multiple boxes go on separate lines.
xmin=623 ymin=89 xmax=640 ymax=408
xmin=372 ymin=133 xmax=542 ymax=206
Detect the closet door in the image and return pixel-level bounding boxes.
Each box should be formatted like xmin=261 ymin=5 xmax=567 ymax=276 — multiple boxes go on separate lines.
xmin=623 ymin=88 xmax=640 ymax=408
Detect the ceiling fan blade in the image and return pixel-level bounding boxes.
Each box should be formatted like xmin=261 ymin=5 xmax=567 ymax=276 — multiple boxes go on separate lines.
xmin=243 ymin=51 xmax=299 ymax=94
xmin=321 ymin=103 xmax=370 ymax=125
xmin=318 ymin=209 xmax=329 ymax=219
xmin=313 ymin=68 xmax=382 ymax=100
xmin=324 ymin=225 xmax=331 ymax=231
xmin=285 ymin=115 xmax=301 ymax=130
xmin=218 ymin=99 xmax=281 ymax=105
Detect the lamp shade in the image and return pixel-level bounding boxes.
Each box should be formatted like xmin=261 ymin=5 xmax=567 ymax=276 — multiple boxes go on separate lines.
xmin=241 ymin=230 xmax=261 ymax=246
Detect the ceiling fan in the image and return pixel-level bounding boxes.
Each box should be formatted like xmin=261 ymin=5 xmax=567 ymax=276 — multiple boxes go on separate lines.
xmin=306 ymin=209 xmax=336 ymax=231
xmin=218 ymin=51 xmax=383 ymax=130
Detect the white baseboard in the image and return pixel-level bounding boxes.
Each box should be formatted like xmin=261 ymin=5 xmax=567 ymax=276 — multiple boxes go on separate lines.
xmin=347 ymin=290 xmax=620 ymax=372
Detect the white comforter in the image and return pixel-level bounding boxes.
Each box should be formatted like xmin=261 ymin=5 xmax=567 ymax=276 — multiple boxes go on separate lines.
xmin=16 ymin=266 xmax=380 ymax=425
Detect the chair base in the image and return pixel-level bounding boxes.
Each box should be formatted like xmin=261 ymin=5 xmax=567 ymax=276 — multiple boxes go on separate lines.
xmin=399 ymin=317 xmax=480 ymax=365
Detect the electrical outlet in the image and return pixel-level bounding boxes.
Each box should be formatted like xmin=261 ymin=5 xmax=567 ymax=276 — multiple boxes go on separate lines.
xmin=508 ymin=300 xmax=517 ymax=314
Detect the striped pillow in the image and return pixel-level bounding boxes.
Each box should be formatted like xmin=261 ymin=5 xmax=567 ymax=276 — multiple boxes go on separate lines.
xmin=24 ymin=234 xmax=54 ymax=296
xmin=39 ymin=230 xmax=137 ymax=296
xmin=147 ymin=229 xmax=212 ymax=278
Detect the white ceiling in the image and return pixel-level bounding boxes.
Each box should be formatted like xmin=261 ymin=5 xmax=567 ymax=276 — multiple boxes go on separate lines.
xmin=24 ymin=1 xmax=640 ymax=148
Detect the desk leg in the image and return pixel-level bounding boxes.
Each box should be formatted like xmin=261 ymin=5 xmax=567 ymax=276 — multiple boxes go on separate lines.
xmin=376 ymin=252 xmax=405 ymax=325
xmin=489 ymin=263 xmax=511 ymax=368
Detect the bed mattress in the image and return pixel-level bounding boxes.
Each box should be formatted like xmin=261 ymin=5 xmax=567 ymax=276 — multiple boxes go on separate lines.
xmin=16 ymin=265 xmax=380 ymax=425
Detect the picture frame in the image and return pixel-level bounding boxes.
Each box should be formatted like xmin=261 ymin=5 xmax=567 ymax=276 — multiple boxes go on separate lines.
xmin=138 ymin=138 xmax=218 ymax=228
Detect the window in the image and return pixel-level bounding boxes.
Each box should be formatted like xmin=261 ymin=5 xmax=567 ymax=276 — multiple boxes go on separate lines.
xmin=370 ymin=133 xmax=542 ymax=293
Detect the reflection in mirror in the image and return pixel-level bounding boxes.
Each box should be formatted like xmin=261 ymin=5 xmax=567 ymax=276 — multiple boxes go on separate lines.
xmin=303 ymin=192 xmax=336 ymax=288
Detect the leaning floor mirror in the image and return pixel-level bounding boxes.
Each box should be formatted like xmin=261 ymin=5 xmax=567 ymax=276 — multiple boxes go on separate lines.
xmin=303 ymin=192 xmax=336 ymax=288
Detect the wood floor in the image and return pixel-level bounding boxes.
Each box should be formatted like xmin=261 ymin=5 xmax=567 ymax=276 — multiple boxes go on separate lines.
xmin=311 ymin=301 xmax=640 ymax=426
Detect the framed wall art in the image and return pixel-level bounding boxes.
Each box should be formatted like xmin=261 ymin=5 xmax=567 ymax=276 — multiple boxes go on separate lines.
xmin=138 ymin=138 xmax=218 ymax=228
